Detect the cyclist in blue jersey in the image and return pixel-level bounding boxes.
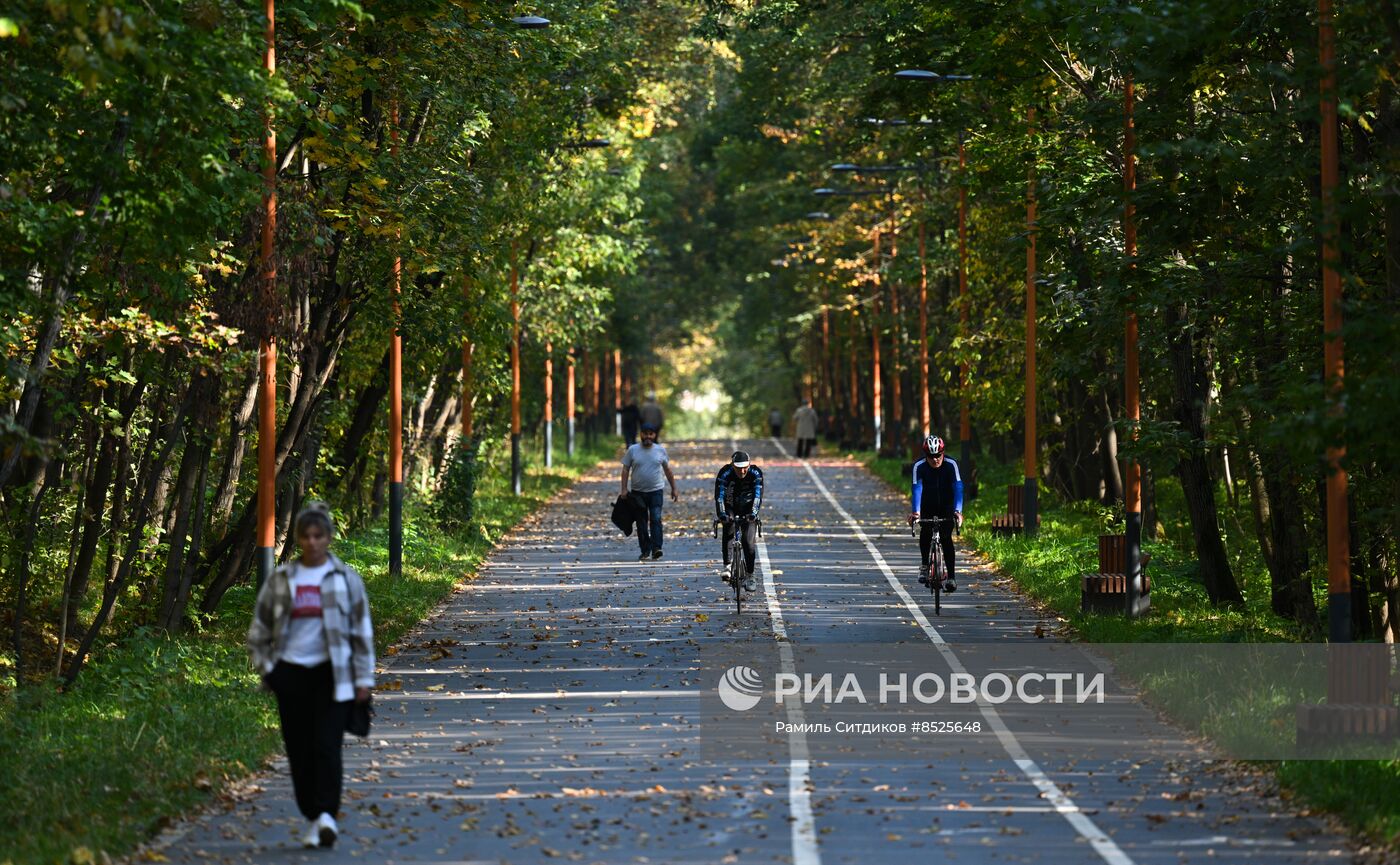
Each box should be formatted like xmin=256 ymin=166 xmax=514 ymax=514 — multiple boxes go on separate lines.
xmin=907 ymin=435 xmax=963 ymax=592
xmin=714 ymin=450 xmax=764 ymax=591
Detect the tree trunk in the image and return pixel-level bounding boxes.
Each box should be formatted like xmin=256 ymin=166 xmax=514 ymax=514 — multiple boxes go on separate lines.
xmin=1240 ymin=442 xmax=1277 ymax=575
xmin=157 ymin=373 xmax=216 ymax=632
xmin=1258 ymin=447 xmax=1320 ymax=627
xmin=1165 ymin=301 xmax=1243 ymax=605
xmin=330 ymin=347 xmax=391 ymax=484
xmin=209 ymin=365 xmax=258 ymax=533
xmin=1243 ymin=258 xmax=1318 ymax=625
xmin=64 ymin=364 xmax=149 ymax=635
xmin=1099 ymin=388 xmax=1124 ymax=505
xmin=198 ymin=504 xmax=256 ymax=615
xmin=66 ymin=389 xmax=189 ymax=684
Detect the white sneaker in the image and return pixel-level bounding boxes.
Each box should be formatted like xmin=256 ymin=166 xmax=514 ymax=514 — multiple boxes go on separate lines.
xmin=315 ymin=812 xmax=338 ymax=848
xmin=301 ymin=820 xmax=321 ymax=849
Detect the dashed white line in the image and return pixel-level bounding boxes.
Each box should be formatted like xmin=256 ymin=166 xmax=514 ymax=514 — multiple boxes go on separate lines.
xmin=736 ymin=438 xmax=822 ymax=865
xmin=758 ymin=535 xmax=821 ymax=865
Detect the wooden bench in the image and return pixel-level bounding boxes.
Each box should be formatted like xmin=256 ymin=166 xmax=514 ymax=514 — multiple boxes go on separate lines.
xmin=1297 ymin=646 xmax=1399 ymax=745
xmin=1080 ymin=534 xmax=1151 ymax=614
xmin=990 ymin=485 xmax=1037 ymax=534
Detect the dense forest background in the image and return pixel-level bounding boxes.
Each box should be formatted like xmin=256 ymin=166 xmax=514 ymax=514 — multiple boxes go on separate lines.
xmin=2 ymin=0 xmax=1398 ymax=700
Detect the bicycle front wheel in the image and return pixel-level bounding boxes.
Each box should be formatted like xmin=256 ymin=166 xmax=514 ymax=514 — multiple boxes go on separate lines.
xmin=932 ymin=548 xmax=943 ymax=615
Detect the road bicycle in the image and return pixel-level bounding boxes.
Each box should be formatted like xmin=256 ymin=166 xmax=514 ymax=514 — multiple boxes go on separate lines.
xmin=713 ymin=515 xmax=758 ymax=615
xmin=912 ymin=516 xmax=952 ymax=616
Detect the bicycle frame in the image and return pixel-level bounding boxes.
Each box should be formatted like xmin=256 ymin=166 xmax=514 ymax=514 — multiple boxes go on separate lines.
xmin=912 ymin=517 xmax=948 ymax=616
xmin=715 ymin=516 xmax=758 ymax=614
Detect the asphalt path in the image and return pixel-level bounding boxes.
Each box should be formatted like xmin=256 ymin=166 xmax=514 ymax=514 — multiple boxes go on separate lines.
xmin=146 ymin=438 xmax=1356 ymax=865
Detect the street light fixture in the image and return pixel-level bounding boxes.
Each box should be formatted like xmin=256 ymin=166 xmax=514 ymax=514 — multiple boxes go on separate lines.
xmin=894 ymin=69 xmax=974 ymax=82
xmin=831 ymin=163 xmax=918 ymax=174
xmin=861 ymin=117 xmax=937 ymax=127
xmin=562 ymin=137 xmax=612 ymax=149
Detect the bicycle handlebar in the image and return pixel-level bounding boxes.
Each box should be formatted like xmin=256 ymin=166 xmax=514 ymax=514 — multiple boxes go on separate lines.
xmin=715 ymin=515 xmax=761 ymax=538
xmin=909 ymin=516 xmax=960 ymax=537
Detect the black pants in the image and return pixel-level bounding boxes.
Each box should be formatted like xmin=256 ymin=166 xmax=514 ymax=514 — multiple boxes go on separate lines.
xmin=268 ymin=661 xmax=350 ymax=820
xmin=721 ymin=518 xmax=758 ymax=573
xmin=770 ymin=423 xmax=782 ymax=437
xmin=795 ymin=437 xmax=816 ymax=457
xmin=919 ymin=520 xmax=956 ymax=582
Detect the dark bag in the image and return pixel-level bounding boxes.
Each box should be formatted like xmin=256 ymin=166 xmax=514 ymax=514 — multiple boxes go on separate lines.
xmin=347 ymin=696 xmax=373 ymax=737
xmin=610 ymin=494 xmax=637 ymax=536
xmin=344 ymin=583 xmax=373 ymax=738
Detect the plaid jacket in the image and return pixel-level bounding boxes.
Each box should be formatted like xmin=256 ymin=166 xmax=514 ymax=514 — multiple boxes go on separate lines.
xmin=247 ymin=552 xmax=376 ymax=703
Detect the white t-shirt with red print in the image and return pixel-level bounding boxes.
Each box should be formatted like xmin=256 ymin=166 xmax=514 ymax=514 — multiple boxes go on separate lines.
xmin=282 ymin=560 xmax=334 ymax=666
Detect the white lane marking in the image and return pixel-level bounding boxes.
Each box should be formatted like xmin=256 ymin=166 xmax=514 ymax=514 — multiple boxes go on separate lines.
xmin=758 ymin=536 xmax=821 ymax=865
xmin=735 ymin=437 xmax=822 ymax=865
xmin=770 ymin=437 xmax=1136 ymax=865
xmin=1145 ymin=836 xmax=1297 ymax=848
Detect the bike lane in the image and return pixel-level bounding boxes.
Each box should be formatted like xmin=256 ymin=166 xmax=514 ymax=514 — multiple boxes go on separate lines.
xmin=744 ymin=436 xmax=1353 ymax=865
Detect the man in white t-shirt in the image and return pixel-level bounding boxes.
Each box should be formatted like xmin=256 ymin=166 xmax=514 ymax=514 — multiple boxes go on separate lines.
xmin=619 ymin=423 xmax=679 ymax=560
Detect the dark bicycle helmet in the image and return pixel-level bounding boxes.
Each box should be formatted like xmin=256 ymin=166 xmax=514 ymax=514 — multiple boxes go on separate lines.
xmin=731 ymin=450 xmax=751 ymax=468
xmin=922 ymin=435 xmax=945 ymax=457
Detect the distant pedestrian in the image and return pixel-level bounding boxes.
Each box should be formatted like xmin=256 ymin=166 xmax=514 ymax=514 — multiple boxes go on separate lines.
xmin=619 ymin=423 xmax=679 ymax=560
xmin=248 ymin=502 xmax=375 ymax=850
xmin=767 ymin=408 xmax=783 ymax=438
xmin=639 ymin=391 xmax=664 ymax=438
xmin=793 ymin=400 xmax=819 ymax=458
xmin=621 ymin=401 xmax=641 ymax=446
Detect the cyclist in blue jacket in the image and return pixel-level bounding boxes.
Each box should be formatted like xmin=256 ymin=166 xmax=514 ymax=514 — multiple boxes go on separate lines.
xmin=907 ymin=435 xmax=963 ymax=592
xmin=715 ymin=450 xmax=764 ymax=591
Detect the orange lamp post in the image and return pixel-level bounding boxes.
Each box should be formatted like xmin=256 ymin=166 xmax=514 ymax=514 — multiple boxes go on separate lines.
xmin=566 ymin=349 xmax=577 ymax=457
xmin=1124 ymin=77 xmax=1147 ymax=616
xmin=388 ymin=104 xmax=404 ymax=576
xmin=544 ymin=341 xmax=554 ymax=468
xmin=256 ymin=0 xmax=277 ymax=587
xmin=1023 ymin=106 xmax=1039 ymax=538
xmin=1319 ymin=0 xmax=1350 ymax=641
xmin=510 ymin=249 xmax=522 ymax=495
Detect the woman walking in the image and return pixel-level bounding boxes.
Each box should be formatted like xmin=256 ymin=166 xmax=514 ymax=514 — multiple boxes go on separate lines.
xmin=248 ymin=501 xmax=375 ymax=848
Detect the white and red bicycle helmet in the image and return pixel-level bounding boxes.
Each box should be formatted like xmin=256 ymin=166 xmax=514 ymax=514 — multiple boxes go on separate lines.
xmin=922 ymin=435 xmax=946 ymax=457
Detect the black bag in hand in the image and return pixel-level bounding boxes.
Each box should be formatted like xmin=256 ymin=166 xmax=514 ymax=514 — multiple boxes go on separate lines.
xmin=346 ymin=697 xmax=372 ymax=737
xmin=611 ymin=493 xmax=642 ymax=536
xmin=345 ymin=619 xmax=373 ymax=737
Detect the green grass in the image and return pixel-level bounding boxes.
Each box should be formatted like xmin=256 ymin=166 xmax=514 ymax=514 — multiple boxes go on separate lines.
xmin=0 ymin=438 xmax=615 ymax=865
xmin=859 ymin=448 xmax=1400 ymax=850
